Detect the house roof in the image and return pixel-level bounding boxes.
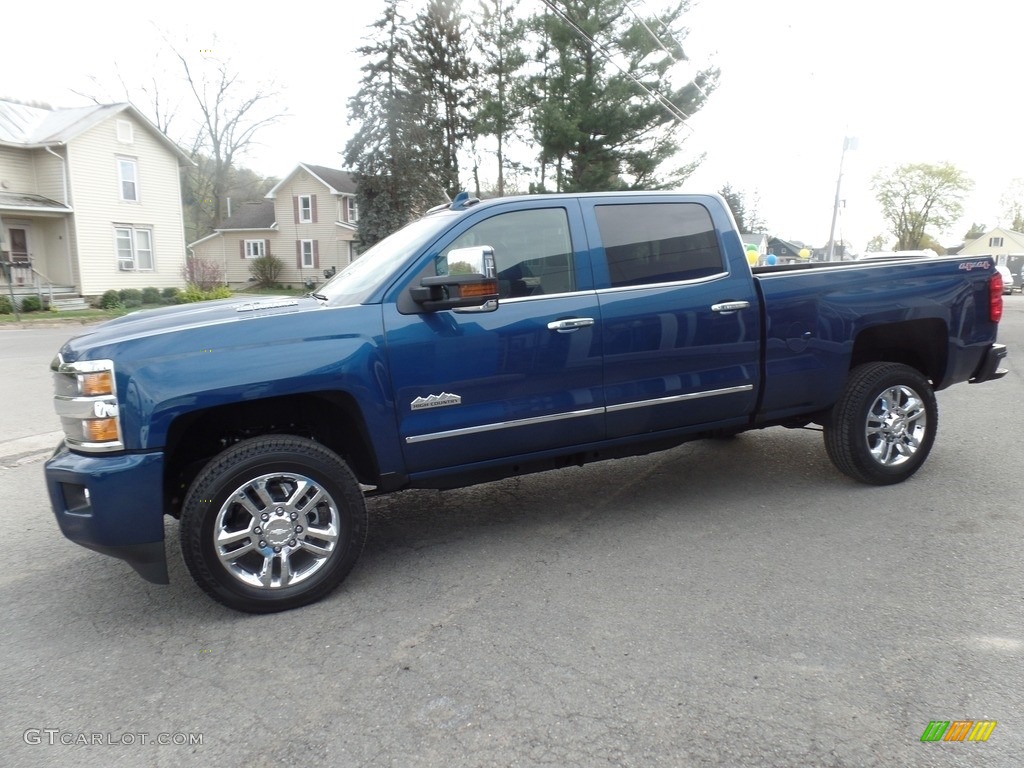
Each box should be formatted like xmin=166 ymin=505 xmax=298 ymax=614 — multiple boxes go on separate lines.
xmin=265 ymin=163 xmax=355 ymax=198
xmin=0 ymin=191 xmax=72 ymax=213
xmin=215 ymin=200 xmax=276 ymax=230
xmin=964 ymin=226 xmax=1024 ymax=251
xmin=0 ymin=98 xmax=193 ymax=165
xmin=768 ymin=237 xmax=806 ymax=254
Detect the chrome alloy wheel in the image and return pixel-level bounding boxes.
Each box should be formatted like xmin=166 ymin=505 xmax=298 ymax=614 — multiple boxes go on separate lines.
xmin=214 ymin=472 xmax=339 ymax=589
xmin=865 ymin=385 xmax=927 ymax=467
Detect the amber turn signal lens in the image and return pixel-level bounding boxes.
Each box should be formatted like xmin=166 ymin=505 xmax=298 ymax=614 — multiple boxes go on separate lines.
xmin=81 ymin=371 xmax=114 ymax=396
xmin=461 ymin=280 xmax=498 ymax=298
xmin=84 ymin=418 xmax=119 ymax=442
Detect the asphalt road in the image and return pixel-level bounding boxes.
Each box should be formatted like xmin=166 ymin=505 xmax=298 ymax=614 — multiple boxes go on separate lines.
xmin=1 ymin=298 xmax=1022 ymax=767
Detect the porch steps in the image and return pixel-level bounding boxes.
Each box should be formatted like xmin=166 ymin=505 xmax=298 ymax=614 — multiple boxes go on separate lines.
xmin=45 ymin=296 xmax=91 ymax=312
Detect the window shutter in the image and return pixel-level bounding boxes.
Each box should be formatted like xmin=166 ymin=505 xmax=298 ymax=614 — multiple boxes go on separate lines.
xmin=265 ymin=239 xmax=271 ymax=257
xmin=296 ymin=240 xmax=302 ymax=268
xmin=293 ymin=195 xmax=299 ymax=223
xmin=341 ymin=197 xmax=348 ymax=223
xmin=240 ymin=241 xmax=245 ymax=259
xmin=311 ymin=194 xmax=318 ymax=223
xmin=313 ymin=240 xmax=320 ymax=269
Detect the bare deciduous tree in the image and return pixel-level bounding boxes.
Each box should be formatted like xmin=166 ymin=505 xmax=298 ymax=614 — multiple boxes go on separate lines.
xmin=170 ymin=36 xmax=287 ymax=234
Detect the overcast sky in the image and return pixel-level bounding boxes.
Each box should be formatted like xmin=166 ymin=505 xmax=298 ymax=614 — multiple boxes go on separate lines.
xmin=3 ymin=0 xmax=1021 ymax=250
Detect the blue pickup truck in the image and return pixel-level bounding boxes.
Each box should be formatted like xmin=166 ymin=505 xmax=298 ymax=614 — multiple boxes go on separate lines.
xmin=44 ymin=192 xmax=1009 ymax=612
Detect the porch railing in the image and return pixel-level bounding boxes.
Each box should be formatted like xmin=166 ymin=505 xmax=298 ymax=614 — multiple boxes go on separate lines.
xmin=30 ymin=264 xmax=56 ymax=307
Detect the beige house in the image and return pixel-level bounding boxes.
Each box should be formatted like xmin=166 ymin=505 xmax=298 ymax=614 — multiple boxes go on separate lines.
xmin=0 ymin=98 xmax=192 ymax=306
xmin=960 ymin=227 xmax=1024 ymax=287
xmin=188 ymin=163 xmax=358 ymax=288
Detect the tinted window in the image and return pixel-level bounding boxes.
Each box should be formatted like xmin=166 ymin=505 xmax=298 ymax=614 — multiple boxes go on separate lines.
xmin=442 ymin=208 xmax=574 ymax=298
xmin=596 ymin=203 xmax=724 ymax=287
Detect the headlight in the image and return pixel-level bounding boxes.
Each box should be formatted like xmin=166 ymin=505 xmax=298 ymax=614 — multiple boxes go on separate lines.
xmin=51 ymin=356 xmax=124 ymax=452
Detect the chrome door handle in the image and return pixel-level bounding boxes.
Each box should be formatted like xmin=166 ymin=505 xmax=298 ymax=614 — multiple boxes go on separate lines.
xmin=547 ymin=317 xmax=595 ymax=332
xmin=711 ymin=301 xmax=751 ymax=313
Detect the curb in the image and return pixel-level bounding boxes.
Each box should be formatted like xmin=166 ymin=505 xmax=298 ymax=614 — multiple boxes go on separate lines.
xmin=0 ymin=432 xmax=63 ymax=463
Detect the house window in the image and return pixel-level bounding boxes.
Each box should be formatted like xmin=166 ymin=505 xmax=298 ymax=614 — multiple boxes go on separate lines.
xmin=115 ymin=226 xmax=154 ymax=271
xmin=298 ymin=195 xmax=312 ymax=223
xmin=244 ymin=240 xmax=266 ymax=258
xmin=118 ymin=158 xmax=138 ymax=202
xmin=347 ymin=197 xmax=359 ymax=223
xmin=300 ymin=239 xmax=314 ymax=268
xmin=989 ymin=236 xmax=1004 ymax=247
xmin=116 ymin=120 xmax=134 ymax=144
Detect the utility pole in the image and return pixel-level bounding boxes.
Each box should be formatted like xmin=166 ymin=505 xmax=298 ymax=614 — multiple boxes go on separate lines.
xmin=826 ymin=136 xmax=857 ymax=262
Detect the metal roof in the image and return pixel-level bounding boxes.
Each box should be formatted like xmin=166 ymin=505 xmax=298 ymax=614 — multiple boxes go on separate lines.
xmin=0 ymin=98 xmax=193 ymax=164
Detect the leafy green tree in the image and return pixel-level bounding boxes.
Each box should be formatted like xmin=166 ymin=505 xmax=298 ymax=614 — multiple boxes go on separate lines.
xmin=182 ymin=157 xmax=276 ymax=243
xmin=865 ymin=234 xmax=890 ymax=252
xmin=530 ymin=0 xmax=717 ymax=191
xmin=872 ymin=162 xmax=973 ymax=250
xmin=918 ymin=233 xmax=947 ymax=255
xmin=473 ymin=0 xmax=529 ymax=196
xmin=963 ymin=222 xmax=987 ymax=241
xmin=999 ymin=179 xmax=1024 ymax=231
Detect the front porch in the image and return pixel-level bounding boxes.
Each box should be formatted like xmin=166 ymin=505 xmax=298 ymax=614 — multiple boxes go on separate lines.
xmin=1 ymin=194 xmax=77 ymax=309
xmin=2 ymin=279 xmax=89 ymax=312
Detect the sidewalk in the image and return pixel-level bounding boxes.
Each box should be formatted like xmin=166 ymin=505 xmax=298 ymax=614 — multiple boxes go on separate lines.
xmin=0 ymin=432 xmax=62 ymax=467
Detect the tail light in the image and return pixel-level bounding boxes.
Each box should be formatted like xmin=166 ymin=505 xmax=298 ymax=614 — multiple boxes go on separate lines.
xmin=990 ymin=272 xmax=1003 ymax=323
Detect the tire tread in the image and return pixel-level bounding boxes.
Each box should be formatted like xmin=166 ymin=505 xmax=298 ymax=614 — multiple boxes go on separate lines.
xmin=824 ymin=362 xmax=937 ymax=486
xmin=180 ymin=435 xmax=367 ymax=613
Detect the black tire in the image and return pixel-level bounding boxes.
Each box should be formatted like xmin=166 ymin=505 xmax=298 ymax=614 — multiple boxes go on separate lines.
xmin=180 ymin=435 xmax=367 ymax=613
xmin=823 ymin=362 xmax=938 ymax=485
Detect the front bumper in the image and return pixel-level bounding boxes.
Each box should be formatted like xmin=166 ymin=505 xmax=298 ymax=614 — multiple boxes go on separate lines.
xmin=969 ymin=343 xmax=1008 ymax=384
xmin=44 ymin=443 xmax=168 ymax=584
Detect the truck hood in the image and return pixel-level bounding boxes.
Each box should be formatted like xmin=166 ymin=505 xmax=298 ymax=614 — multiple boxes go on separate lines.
xmin=60 ymin=296 xmax=327 ymax=360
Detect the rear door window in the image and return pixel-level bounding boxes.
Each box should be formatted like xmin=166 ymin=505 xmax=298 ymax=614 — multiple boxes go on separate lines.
xmin=595 ymin=203 xmax=724 ymax=287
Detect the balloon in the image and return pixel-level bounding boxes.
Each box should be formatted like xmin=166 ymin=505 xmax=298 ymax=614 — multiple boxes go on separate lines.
xmin=746 ymin=251 xmax=758 ymax=266
xmin=766 ymin=254 xmax=778 ymax=266
xmin=799 ymin=248 xmax=811 ymax=259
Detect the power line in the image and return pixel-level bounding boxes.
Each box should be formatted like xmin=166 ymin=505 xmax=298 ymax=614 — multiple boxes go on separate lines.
xmin=538 ymin=0 xmax=694 ymax=128
xmin=626 ymin=0 xmax=711 ymax=100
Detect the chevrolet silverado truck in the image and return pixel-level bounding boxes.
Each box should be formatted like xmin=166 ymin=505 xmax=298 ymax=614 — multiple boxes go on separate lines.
xmin=44 ymin=192 xmax=1009 ymax=612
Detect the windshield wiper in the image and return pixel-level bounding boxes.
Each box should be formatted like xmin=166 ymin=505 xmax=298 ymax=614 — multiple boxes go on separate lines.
xmin=306 ymin=292 xmax=329 ymax=302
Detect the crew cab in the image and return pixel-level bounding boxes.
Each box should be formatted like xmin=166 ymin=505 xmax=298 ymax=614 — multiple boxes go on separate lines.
xmin=44 ymin=192 xmax=1009 ymax=612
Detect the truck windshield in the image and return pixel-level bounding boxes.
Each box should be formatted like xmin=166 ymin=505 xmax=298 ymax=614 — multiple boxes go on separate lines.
xmin=317 ymin=211 xmax=458 ymax=306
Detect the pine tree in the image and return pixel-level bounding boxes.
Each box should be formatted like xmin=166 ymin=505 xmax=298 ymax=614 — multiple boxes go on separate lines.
xmin=531 ymin=0 xmax=717 ymax=192
xmin=473 ymin=0 xmax=529 ymax=196
xmin=408 ymin=0 xmax=476 ymax=201
xmin=344 ymin=1 xmax=431 ymax=249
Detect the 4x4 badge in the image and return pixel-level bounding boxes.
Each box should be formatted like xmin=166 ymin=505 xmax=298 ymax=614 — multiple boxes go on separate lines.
xmin=411 ymin=393 xmax=462 ymax=410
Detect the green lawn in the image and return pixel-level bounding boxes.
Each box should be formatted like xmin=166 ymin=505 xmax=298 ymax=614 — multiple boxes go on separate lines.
xmin=0 ymin=286 xmax=316 ymax=325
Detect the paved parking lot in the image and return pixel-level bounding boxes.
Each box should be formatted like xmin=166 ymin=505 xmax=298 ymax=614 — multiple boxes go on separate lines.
xmin=1 ymin=300 xmax=1022 ymax=767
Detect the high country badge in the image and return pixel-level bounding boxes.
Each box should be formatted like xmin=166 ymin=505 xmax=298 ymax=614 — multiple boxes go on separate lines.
xmin=411 ymin=392 xmax=463 ymax=410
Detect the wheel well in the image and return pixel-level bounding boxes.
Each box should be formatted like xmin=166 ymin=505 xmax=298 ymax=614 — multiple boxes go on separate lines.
xmin=162 ymin=392 xmax=379 ymax=518
xmin=849 ymin=319 xmax=948 ymax=384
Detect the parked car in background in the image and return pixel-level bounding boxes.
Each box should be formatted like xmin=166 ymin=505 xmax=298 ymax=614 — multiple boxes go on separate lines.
xmin=995 ymin=265 xmax=1013 ymax=295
